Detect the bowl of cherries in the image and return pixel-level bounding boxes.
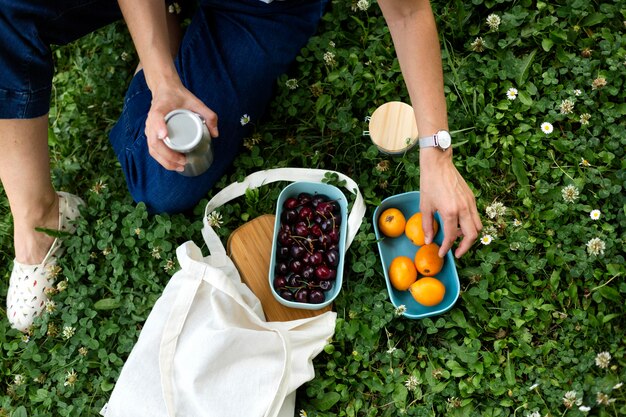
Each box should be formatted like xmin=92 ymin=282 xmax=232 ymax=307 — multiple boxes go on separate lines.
xmin=269 ymin=181 xmax=348 ymax=310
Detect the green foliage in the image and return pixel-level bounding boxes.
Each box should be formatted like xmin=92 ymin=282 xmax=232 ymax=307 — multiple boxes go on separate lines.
xmin=1 ymin=1 xmax=625 ymax=416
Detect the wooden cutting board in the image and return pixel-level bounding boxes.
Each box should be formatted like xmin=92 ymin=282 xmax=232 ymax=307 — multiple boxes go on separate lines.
xmin=226 ymin=214 xmax=332 ymax=322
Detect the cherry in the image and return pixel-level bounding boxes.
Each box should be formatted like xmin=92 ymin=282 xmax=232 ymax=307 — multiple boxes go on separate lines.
xmin=309 ymin=289 xmax=325 ymax=304
xmin=280 ymin=290 xmax=294 ymax=301
xmin=326 ymin=249 xmax=339 ymax=267
xmin=315 ymin=265 xmax=332 ymax=280
xmin=284 ymin=197 xmax=299 ymax=210
xmin=294 ymin=289 xmax=309 ymax=303
xmin=273 ymin=276 xmax=287 ymax=289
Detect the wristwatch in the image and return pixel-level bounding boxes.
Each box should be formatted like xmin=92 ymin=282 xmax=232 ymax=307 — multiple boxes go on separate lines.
xmin=418 ymin=130 xmax=452 ymax=151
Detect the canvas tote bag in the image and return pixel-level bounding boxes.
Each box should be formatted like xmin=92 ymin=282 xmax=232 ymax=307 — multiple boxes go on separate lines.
xmin=101 ymin=168 xmax=365 ymax=417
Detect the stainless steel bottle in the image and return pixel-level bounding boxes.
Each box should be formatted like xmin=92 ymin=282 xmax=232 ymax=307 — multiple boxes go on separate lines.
xmin=164 ymin=109 xmax=213 ymax=177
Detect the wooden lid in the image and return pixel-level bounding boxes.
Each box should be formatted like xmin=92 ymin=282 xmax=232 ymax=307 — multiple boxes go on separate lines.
xmin=368 ymin=102 xmax=418 ymax=154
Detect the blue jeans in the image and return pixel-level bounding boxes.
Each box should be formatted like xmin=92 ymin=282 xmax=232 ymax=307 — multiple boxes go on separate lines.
xmin=0 ymin=0 xmax=328 ymax=213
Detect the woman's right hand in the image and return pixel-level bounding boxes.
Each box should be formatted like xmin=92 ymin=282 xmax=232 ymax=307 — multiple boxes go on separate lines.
xmin=144 ymin=77 xmax=219 ymax=172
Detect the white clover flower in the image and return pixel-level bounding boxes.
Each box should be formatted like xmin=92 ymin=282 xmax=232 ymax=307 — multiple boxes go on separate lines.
xmin=62 ymin=326 xmax=76 ymax=340
xmin=480 ymin=235 xmax=493 ymax=245
xmin=527 ymin=411 xmax=541 ymax=417
xmin=561 ymin=184 xmax=579 ymax=203
xmin=394 ymin=304 xmax=407 ymax=316
xmin=14 ymin=374 xmax=26 ymax=386
xmin=206 ymin=210 xmax=223 ymax=229
xmin=541 ymin=122 xmax=554 ymax=134
xmin=78 ymin=347 xmax=89 ymax=356
xmin=574 ymin=89 xmax=582 ymax=96
xmin=285 ymin=78 xmax=298 ymax=90
xmin=240 ymin=114 xmax=251 ymax=126
xmin=596 ymin=392 xmax=614 ymax=405
xmin=387 ymin=346 xmax=397 ymax=354
xmin=563 ymin=390 xmax=582 ymax=408
xmin=356 ymin=0 xmax=370 ymax=11
xmin=471 ymin=37 xmax=485 ymax=52
xmin=513 ymin=218 xmax=522 ymax=227
xmin=404 ymin=375 xmax=419 ymax=391
xmin=586 ymin=238 xmax=606 ymax=256
xmin=323 ymin=51 xmax=336 ymax=65
xmin=486 ymin=14 xmax=501 ymax=31
xmin=506 ymin=87 xmax=518 ymax=100
xmin=90 ymin=180 xmax=108 ymax=194
xmin=486 ymin=201 xmax=507 ymax=219
xmin=589 ymin=209 xmax=601 ymax=220
xmin=151 ymin=246 xmax=162 ymax=259
xmin=591 ymin=77 xmax=607 ymax=90
xmin=168 ymin=2 xmax=181 ymax=14
xmin=579 ymin=113 xmax=591 ymax=125
xmin=64 ymin=369 xmax=78 ymax=387
xmin=45 ymin=299 xmax=57 ymax=313
xmin=483 ymin=225 xmax=498 ymax=236
xmin=559 ymin=99 xmax=575 ymax=114
xmin=21 ymin=334 xmax=30 ymax=343
xmin=510 ymin=241 xmax=521 ymax=251
xmin=595 ymin=351 xmax=611 ymax=368
xmin=329 ymin=41 xmax=335 ymax=48
xmin=56 ymin=280 xmax=68 ymax=292
xmin=579 ymin=405 xmax=591 ymax=412
xmin=164 ymin=259 xmax=176 ymax=273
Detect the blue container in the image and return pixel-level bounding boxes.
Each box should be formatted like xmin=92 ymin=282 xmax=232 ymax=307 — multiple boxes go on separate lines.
xmin=372 ymin=191 xmax=460 ymax=319
xmin=269 ymin=182 xmax=348 ymax=310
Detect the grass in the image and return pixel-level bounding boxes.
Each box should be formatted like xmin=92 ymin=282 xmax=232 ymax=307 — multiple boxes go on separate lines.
xmin=1 ymin=0 xmax=625 ymax=416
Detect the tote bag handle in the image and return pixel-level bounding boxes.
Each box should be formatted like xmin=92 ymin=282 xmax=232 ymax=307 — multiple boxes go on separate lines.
xmin=201 ymin=167 xmax=366 ymax=263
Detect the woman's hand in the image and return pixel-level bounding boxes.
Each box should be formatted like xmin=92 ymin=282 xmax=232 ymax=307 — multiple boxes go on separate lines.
xmin=419 ymin=148 xmax=482 ymax=258
xmin=144 ymin=78 xmax=219 ymax=171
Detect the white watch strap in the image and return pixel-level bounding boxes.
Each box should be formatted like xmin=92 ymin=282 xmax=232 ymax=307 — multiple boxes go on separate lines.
xmin=418 ymin=135 xmax=436 ymax=148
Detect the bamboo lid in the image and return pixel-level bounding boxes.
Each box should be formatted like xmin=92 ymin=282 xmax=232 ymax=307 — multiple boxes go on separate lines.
xmin=368 ymin=102 xmax=419 ymax=154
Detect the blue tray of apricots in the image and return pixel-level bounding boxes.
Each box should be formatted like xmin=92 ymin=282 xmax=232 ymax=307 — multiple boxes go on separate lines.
xmin=372 ymin=191 xmax=460 ymax=319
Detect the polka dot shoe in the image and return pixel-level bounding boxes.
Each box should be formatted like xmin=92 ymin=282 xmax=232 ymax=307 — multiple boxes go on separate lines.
xmin=7 ymin=192 xmax=84 ymax=332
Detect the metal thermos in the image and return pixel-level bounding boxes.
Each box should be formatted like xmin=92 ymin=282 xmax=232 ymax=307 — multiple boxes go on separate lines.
xmin=164 ymin=109 xmax=213 ymax=177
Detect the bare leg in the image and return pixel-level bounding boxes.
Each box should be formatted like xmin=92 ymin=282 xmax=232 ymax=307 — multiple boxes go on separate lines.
xmin=0 ymin=116 xmax=59 ymax=265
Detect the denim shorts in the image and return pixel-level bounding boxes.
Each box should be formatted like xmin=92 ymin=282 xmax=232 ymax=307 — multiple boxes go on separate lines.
xmin=0 ymin=0 xmax=328 ymax=213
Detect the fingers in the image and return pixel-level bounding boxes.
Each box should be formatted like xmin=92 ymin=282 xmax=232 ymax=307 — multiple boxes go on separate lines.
xmin=198 ymin=108 xmax=219 ymax=138
xmin=421 ymin=208 xmax=435 ymax=245
xmin=147 ymin=134 xmax=186 ymax=172
xmin=145 ymin=110 xmax=186 ymax=172
xmin=453 ymin=212 xmax=480 ymax=258
xmin=438 ymin=212 xmax=458 ymax=258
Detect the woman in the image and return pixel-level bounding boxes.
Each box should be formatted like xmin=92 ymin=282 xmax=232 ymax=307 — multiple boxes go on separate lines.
xmin=1 ymin=0 xmax=330 ymax=332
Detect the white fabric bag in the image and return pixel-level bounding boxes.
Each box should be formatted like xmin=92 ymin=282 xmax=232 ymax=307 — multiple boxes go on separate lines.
xmin=101 ymin=168 xmax=365 ymax=417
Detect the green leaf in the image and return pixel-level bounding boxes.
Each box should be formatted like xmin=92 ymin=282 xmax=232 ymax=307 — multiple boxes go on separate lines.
xmin=11 ymin=406 xmax=28 ymax=417
xmin=511 ymin=158 xmax=529 ymax=188
xmin=311 ymin=392 xmax=341 ymax=411
xmin=94 ymin=298 xmax=121 ymax=310
xmin=598 ymin=286 xmax=621 ymax=303
xmin=517 ymin=90 xmax=533 ymax=106
xmin=581 ymin=13 xmax=606 ymax=26
xmin=541 ymin=38 xmax=554 ymax=51
xmin=516 ymin=49 xmax=536 ymax=85
xmin=505 ymin=352 xmax=516 ymax=386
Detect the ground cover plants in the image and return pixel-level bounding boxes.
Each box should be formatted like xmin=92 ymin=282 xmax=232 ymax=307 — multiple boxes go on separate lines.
xmin=0 ymin=0 xmax=624 ymax=416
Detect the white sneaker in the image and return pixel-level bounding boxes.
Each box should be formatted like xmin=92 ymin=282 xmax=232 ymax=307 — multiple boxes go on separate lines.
xmin=6 ymin=192 xmax=84 ymax=332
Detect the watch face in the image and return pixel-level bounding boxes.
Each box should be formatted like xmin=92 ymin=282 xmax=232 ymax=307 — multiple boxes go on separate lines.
xmin=436 ymin=130 xmax=452 ymax=149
